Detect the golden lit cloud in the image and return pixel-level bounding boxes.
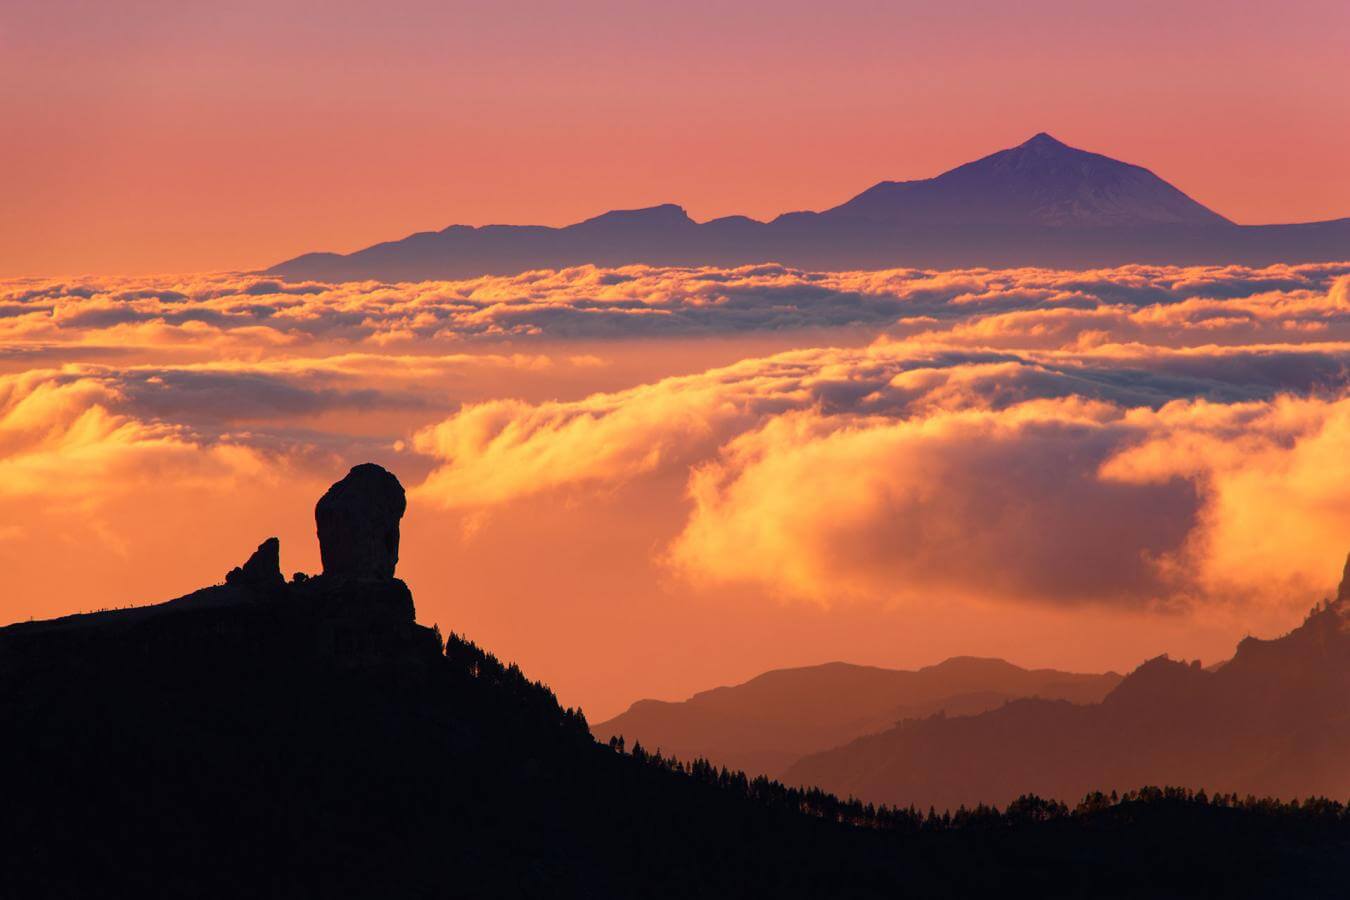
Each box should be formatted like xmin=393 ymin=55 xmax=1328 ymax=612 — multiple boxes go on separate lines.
xmin=1101 ymin=395 xmax=1350 ymax=601
xmin=0 ymin=369 xmax=269 ymax=502
xmin=411 ymin=336 xmax=1350 ymax=612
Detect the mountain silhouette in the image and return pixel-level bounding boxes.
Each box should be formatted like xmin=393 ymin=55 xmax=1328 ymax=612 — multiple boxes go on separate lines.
xmin=268 ymin=134 xmax=1350 ymax=282
xmin=5 ymin=468 xmax=1350 ymax=896
xmin=813 ymin=133 xmax=1230 ymax=227
xmin=783 ymin=555 xmax=1350 ymax=812
xmin=594 ymin=657 xmax=1120 ymax=779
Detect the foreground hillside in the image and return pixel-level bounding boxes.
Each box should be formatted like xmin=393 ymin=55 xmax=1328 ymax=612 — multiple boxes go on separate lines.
xmin=595 ymin=658 xmax=1120 ymax=779
xmin=785 ymin=557 xmax=1350 ymax=811
xmin=4 ymin=465 xmax=1350 ymax=898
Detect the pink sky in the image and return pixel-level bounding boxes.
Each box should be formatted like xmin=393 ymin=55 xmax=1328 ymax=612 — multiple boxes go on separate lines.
xmin=3 ymin=0 xmax=1349 ymax=275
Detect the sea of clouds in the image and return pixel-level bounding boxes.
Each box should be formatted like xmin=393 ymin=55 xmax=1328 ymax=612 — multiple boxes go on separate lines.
xmin=3 ymin=261 xmax=1350 ymax=614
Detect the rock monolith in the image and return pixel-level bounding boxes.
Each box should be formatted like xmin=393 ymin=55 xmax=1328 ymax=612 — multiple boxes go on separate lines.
xmin=225 ymin=537 xmax=284 ymax=589
xmin=315 ymin=463 xmax=406 ymax=580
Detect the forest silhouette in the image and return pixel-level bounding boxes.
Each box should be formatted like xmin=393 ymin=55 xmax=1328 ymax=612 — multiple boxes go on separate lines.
xmin=4 ymin=465 xmax=1350 ymax=897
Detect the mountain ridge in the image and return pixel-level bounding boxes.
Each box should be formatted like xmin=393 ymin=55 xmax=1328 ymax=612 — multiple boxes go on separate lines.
xmin=268 ymin=134 xmax=1349 ymax=282
xmin=782 ymin=554 xmax=1350 ymax=811
xmin=594 ymin=655 xmax=1121 ymax=779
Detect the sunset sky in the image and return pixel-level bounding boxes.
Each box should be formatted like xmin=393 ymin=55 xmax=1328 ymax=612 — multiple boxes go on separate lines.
xmin=4 ymin=1 xmax=1350 ymax=723
xmin=3 ymin=0 xmax=1349 ymax=275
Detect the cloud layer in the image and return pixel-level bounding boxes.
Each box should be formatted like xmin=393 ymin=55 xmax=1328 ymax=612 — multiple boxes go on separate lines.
xmin=3 ymin=261 xmax=1350 ymax=621
xmin=4 ymin=262 xmax=1348 ymax=352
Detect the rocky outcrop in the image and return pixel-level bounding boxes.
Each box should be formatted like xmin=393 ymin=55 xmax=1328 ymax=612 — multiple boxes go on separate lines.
xmin=0 ymin=463 xmax=427 ymax=676
xmin=225 ymin=537 xmax=284 ymax=590
xmin=315 ymin=463 xmax=406 ymax=580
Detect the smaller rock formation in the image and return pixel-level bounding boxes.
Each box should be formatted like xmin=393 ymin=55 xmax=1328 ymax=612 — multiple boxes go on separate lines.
xmin=315 ymin=463 xmax=406 ymax=580
xmin=1339 ymin=553 xmax=1350 ymax=603
xmin=225 ymin=537 xmax=284 ymax=590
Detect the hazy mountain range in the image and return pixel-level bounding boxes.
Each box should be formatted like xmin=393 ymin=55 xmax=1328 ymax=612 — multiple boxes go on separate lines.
xmin=593 ymin=657 xmax=1121 ymax=779
xmin=781 ymin=556 xmax=1350 ymax=811
xmin=269 ymin=133 xmax=1350 ymax=282
xmin=595 ymin=556 xmax=1350 ymax=813
xmin=593 ymin=558 xmax=1350 ymax=813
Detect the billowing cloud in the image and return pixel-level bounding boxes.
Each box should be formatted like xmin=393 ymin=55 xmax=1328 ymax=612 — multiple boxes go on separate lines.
xmin=1100 ymin=395 xmax=1350 ymax=599
xmin=0 ymin=369 xmax=269 ymax=501
xmin=669 ymin=392 xmax=1350 ymax=610
xmin=411 ymin=338 xmax=1350 ymax=611
xmin=410 ymin=339 xmax=1350 ymax=503
xmin=668 ymin=401 xmax=1195 ymax=607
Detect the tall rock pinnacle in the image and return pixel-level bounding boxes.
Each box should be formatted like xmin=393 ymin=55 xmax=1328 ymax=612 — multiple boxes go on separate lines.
xmin=225 ymin=537 xmax=284 ymax=589
xmin=315 ymin=463 xmax=406 ymax=580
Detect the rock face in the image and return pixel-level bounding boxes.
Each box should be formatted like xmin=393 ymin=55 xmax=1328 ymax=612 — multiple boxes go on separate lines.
xmin=225 ymin=537 xmax=284 ymax=589
xmin=315 ymin=463 xmax=406 ymax=580
xmin=1339 ymin=554 xmax=1350 ymax=603
xmin=0 ymin=462 xmax=424 ymax=680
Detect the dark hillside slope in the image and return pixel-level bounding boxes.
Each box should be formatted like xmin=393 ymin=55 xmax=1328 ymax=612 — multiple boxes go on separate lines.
xmin=4 ymin=466 xmax=1350 ymax=898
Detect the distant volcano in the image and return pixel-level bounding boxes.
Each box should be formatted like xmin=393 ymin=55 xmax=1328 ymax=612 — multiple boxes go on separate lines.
xmin=814 ymin=132 xmax=1231 ymax=227
xmin=269 ymin=134 xmax=1348 ymax=282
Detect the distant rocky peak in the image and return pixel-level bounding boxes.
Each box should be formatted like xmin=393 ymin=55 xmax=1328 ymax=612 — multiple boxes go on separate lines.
xmin=576 ymin=204 xmax=694 ymax=229
xmin=1017 ymin=132 xmax=1070 ymax=152
xmin=1025 ymin=131 xmax=1063 ymax=144
xmin=1338 ymin=553 xmax=1350 ymax=604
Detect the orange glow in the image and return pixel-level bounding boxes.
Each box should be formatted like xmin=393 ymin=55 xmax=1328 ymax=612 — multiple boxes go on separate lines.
xmin=2 ymin=1 xmax=1349 ymax=275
